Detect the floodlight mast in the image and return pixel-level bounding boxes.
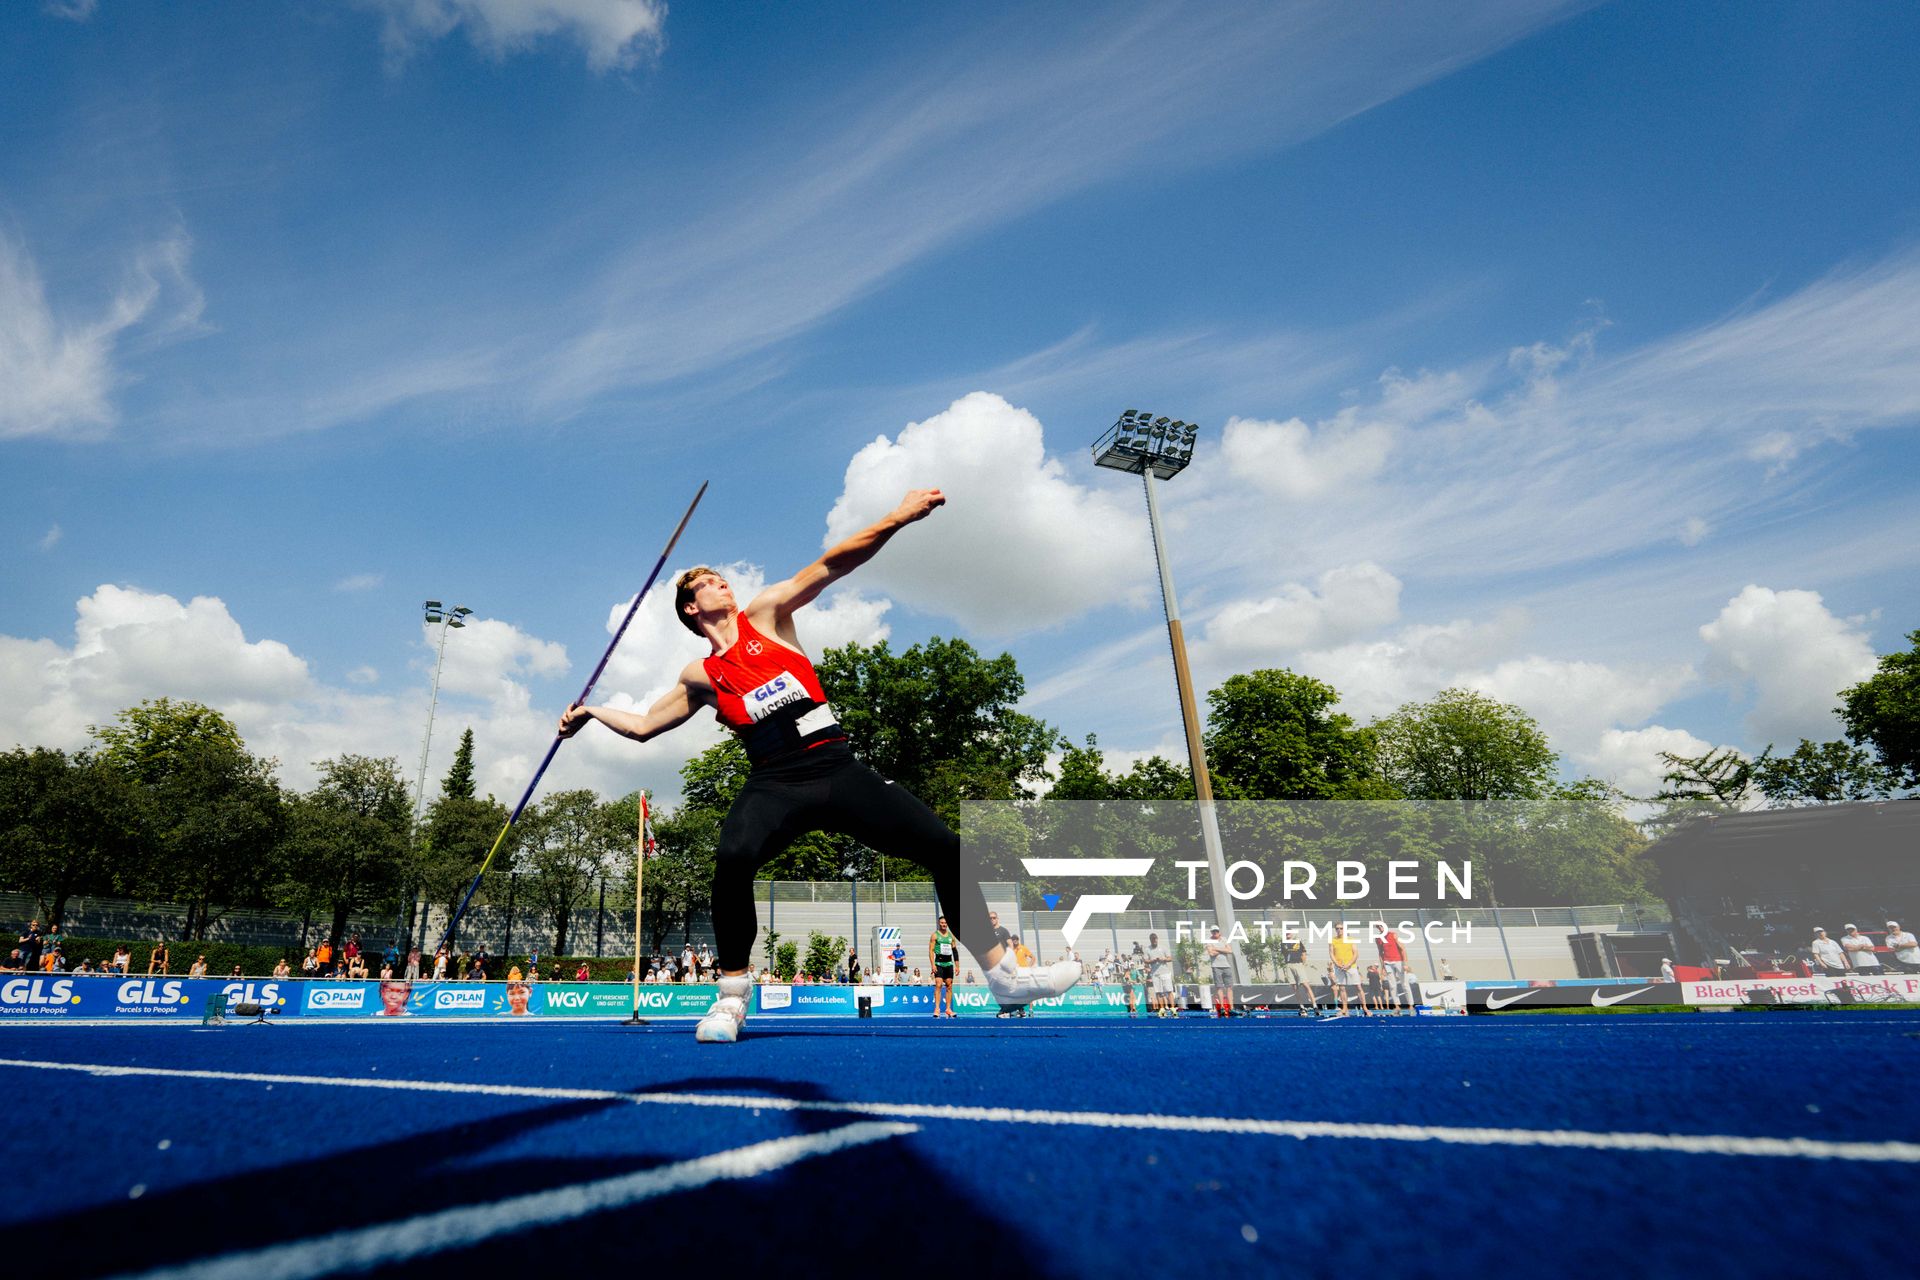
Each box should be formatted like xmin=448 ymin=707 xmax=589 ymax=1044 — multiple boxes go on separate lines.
xmin=406 ymin=600 xmax=471 ymax=949
xmin=1091 ymin=411 xmax=1240 ymax=982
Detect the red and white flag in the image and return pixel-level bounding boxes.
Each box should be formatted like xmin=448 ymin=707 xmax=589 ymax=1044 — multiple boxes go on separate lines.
xmin=639 ymin=791 xmax=659 ymax=859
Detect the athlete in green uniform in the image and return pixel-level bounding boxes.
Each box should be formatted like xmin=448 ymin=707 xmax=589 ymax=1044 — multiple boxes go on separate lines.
xmin=930 ymin=915 xmax=959 ymax=1018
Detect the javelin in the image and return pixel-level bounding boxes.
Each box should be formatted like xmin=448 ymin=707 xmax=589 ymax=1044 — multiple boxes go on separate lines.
xmin=435 ymin=481 xmax=707 ymax=953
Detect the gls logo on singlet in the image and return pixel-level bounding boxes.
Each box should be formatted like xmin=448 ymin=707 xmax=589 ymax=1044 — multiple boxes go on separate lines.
xmin=745 ymin=671 xmax=810 ymax=722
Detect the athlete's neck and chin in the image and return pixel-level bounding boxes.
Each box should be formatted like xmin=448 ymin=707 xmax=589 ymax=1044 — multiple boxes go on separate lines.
xmin=555 ymin=489 xmax=980 ymax=979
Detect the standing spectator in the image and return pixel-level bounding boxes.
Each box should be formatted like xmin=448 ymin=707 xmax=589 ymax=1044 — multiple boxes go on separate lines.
xmin=471 ymin=948 xmax=491 ymax=981
xmin=1438 ymin=958 xmax=1456 ymax=981
xmin=1146 ymin=932 xmax=1175 ymax=1017
xmin=928 ymin=916 xmax=957 ymax=1016
xmin=273 ymin=957 xmax=291 ymax=979
xmin=405 ymin=947 xmax=422 ymax=980
xmin=1205 ymin=926 xmax=1236 ymax=1015
xmin=1364 ymin=964 xmax=1386 ymax=1014
xmin=110 ymin=944 xmax=132 ymax=975
xmin=433 ymin=946 xmax=449 ymax=980
xmin=1660 ymin=957 xmax=1676 ymax=983
xmin=345 ymin=933 xmax=362 ymax=964
xmin=189 ymin=955 xmax=209 ymax=977
xmin=1884 ymin=921 xmax=1920 ymax=974
xmin=17 ymin=921 xmax=44 ymax=972
xmin=1280 ymin=935 xmax=1316 ymax=1016
xmin=148 ymin=939 xmax=171 ymax=975
xmin=383 ymin=942 xmax=400 ymax=975
xmin=1841 ymin=924 xmax=1882 ymax=972
xmin=1329 ymin=928 xmax=1363 ymax=1017
xmin=1377 ymin=927 xmax=1410 ymax=1008
xmin=1810 ymin=927 xmax=1847 ymax=975
xmin=528 ymin=950 xmax=541 ymax=980
xmin=697 ymin=942 xmax=714 ymax=979
xmin=1123 ymin=952 xmax=1144 ymax=1017
xmin=681 ymin=942 xmax=696 ymax=979
xmin=315 ymin=938 xmax=334 ymax=970
xmin=301 ymin=949 xmax=318 ymax=978
xmin=891 ymin=941 xmax=908 ymax=980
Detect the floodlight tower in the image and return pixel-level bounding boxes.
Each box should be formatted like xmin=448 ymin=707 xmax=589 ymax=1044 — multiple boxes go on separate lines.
xmin=1091 ymin=411 xmax=1239 ymax=980
xmin=406 ymin=601 xmax=472 ymax=946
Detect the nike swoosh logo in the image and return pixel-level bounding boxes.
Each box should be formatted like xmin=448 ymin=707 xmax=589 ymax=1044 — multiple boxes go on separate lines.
xmin=1591 ymin=986 xmax=1655 ymax=1007
xmin=1482 ymin=990 xmax=1538 ymax=1011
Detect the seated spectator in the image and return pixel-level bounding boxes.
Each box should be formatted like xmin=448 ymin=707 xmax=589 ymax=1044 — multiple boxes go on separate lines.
xmin=273 ymin=958 xmax=291 ymax=979
xmin=577 ymin=961 xmax=591 ymax=981
xmin=379 ymin=962 xmax=394 ymax=979
xmin=230 ymin=964 xmax=244 ymax=977
xmin=44 ymin=948 xmax=66 ymax=973
xmin=348 ymin=954 xmax=369 ymax=980
xmin=74 ymin=958 xmax=96 ymax=974
xmin=148 ymin=940 xmax=171 ymax=975
xmin=189 ymin=955 xmax=209 ymax=977
xmin=301 ymin=949 xmax=318 ymax=977
xmin=111 ymin=945 xmax=132 ymax=975
xmin=508 ymin=965 xmax=524 ymax=982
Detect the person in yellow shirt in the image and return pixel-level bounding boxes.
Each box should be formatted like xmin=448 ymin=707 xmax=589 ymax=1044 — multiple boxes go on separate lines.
xmin=1329 ymin=928 xmax=1363 ymax=1017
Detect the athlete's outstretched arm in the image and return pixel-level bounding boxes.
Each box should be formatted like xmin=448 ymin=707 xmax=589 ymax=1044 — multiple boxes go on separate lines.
xmin=559 ymin=662 xmax=706 ymax=743
xmin=750 ymin=488 xmax=944 ymax=619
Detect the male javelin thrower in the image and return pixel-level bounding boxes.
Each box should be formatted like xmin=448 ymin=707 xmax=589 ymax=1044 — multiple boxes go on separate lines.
xmin=558 ymin=488 xmax=1081 ymax=1041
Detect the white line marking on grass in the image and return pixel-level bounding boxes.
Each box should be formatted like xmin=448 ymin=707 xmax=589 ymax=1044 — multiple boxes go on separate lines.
xmin=4 ymin=1056 xmax=1918 ymax=1164
xmin=111 ymin=1122 xmax=916 ymax=1280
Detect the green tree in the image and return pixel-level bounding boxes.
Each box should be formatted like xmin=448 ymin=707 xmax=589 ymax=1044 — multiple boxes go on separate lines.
xmin=442 ymin=728 xmax=478 ymax=800
xmin=817 ymin=636 xmax=1059 ymax=826
xmin=1203 ymin=670 xmax=1391 ymax=800
xmin=1753 ymin=739 xmax=1902 ymax=807
xmin=90 ymin=698 xmax=285 ymax=938
xmin=514 ymin=789 xmax=622 ymax=955
xmin=419 ymin=737 xmax=509 ymax=944
xmin=801 ymin=930 xmax=846 ymax=980
xmin=1374 ymin=688 xmax=1556 ymax=802
xmin=0 ymin=747 xmax=144 ymax=923
xmin=1477 ymin=780 xmax=1654 ymax=904
xmin=1840 ymin=630 xmax=1920 ymax=788
xmin=275 ymin=754 xmax=412 ymax=950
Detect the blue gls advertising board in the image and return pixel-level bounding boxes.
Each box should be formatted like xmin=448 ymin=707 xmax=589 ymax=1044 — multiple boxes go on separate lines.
xmin=0 ymin=975 xmax=300 ymax=1018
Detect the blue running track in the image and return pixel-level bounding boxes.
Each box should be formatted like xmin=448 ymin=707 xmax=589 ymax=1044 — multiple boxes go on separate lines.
xmin=3 ymin=1011 xmax=1917 ymax=1277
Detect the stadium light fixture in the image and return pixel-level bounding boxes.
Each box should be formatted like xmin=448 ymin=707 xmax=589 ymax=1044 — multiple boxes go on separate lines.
xmin=406 ymin=599 xmax=473 ymax=948
xmin=1090 ymin=411 xmax=1240 ymax=982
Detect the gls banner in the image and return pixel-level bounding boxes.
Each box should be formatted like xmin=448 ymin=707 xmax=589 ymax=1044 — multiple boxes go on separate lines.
xmin=0 ymin=976 xmax=298 ymax=1018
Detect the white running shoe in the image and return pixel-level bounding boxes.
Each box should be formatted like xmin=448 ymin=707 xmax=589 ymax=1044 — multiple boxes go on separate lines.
xmin=984 ymin=954 xmax=1081 ymax=1008
xmin=694 ymin=975 xmax=753 ymax=1043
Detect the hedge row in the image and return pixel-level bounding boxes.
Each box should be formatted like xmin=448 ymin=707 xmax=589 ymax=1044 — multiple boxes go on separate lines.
xmin=41 ymin=937 xmax=650 ymax=982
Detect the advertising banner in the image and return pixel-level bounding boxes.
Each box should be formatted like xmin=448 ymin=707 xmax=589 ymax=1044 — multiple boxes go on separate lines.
xmin=1680 ymin=973 xmax=1920 ymax=1006
xmin=1469 ymin=981 xmax=1683 ymax=1010
xmin=0 ymin=975 xmax=300 ymax=1019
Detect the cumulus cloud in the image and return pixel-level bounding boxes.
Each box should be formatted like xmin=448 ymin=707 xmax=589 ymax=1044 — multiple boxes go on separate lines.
xmin=0 ymin=228 xmax=205 ymax=441
xmin=0 ymin=585 xmax=311 ymax=754
xmin=42 ymin=0 xmax=97 ymax=19
xmin=823 ymin=393 xmax=1150 ymax=635
xmin=1466 ymin=655 xmax=1692 ymax=765
xmin=1700 ymin=585 xmax=1878 ymax=745
xmin=363 ymin=0 xmax=666 ymax=71
xmin=1219 ymin=414 xmax=1392 ymax=500
xmin=1582 ymin=724 xmax=1719 ymax=800
xmin=1201 ymin=562 xmax=1401 ymax=661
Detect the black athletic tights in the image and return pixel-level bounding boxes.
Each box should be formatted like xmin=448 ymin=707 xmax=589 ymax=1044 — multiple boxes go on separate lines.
xmin=711 ymin=743 xmax=997 ymax=973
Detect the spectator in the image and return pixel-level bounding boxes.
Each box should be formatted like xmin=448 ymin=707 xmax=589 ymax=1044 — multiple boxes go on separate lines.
xmin=508 ymin=964 xmax=524 ymax=981
xmin=75 ymin=959 xmax=96 ymax=975
xmin=697 ymin=942 xmax=713 ymax=979
xmin=576 ymin=961 xmax=591 ymax=981
xmin=1123 ymin=952 xmax=1143 ymax=1017
xmin=230 ymin=964 xmax=244 ymax=978
xmin=301 ymin=949 xmax=318 ymax=978
xmin=1364 ymin=964 xmax=1385 ymax=1014
xmin=963 ymin=969 xmax=976 ymax=984
xmin=1329 ymin=928 xmax=1363 ymax=1017
xmin=348 ymin=953 xmax=369 ymax=980
xmin=405 ymin=947 xmax=422 ymax=980
xmin=272 ymin=957 xmax=290 ymax=979
xmin=1012 ymin=935 xmax=1036 ymax=967
xmin=1206 ymin=926 xmax=1235 ymax=1015
xmin=1279 ymin=935 xmax=1315 ymax=1017
xmin=1660 ymin=957 xmax=1676 ymax=983
xmin=1377 ymin=927 xmax=1410 ymax=1008
xmin=111 ymin=944 xmax=132 ymax=975
xmin=1885 ymin=921 xmax=1920 ymax=974
xmin=316 ymin=938 xmax=334 ymax=969
xmin=5 ymin=948 xmax=23 ymax=972
xmin=1810 ymin=927 xmax=1847 ymax=975
xmin=17 ymin=920 xmax=44 ymax=971
xmin=550 ymin=963 xmax=561 ymax=982
xmin=848 ymin=946 xmax=863 ymax=986
xmin=44 ymin=948 xmax=66 ymax=973
xmin=383 ymin=942 xmax=400 ymax=974
xmin=1438 ymin=958 xmax=1456 ymax=981
xmin=1841 ymin=924 xmax=1881 ymax=972
xmin=891 ymin=941 xmax=908 ymax=979
xmin=345 ymin=933 xmax=362 ymax=963
xmin=528 ymin=950 xmax=541 ymax=979
xmin=681 ymin=943 xmax=695 ymax=979
xmin=433 ymin=947 xmax=449 ymax=980
xmin=1146 ymin=932 xmax=1175 ymax=1017
xmin=472 ymin=946 xmax=492 ymax=980
xmin=189 ymin=955 xmax=209 ymax=977
xmin=148 ymin=939 xmax=171 ymax=975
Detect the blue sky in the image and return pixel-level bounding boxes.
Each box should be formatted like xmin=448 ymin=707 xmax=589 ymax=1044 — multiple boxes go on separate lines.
xmin=4 ymin=0 xmax=1918 ymax=807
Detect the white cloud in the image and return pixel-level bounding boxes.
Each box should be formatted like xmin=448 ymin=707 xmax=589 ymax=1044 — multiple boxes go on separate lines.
xmin=1583 ymin=724 xmax=1717 ymax=800
xmin=1284 ymin=611 xmax=1532 ymax=724
xmin=1699 ymin=585 xmax=1878 ymax=745
xmin=0 ymin=228 xmax=205 ymax=441
xmin=432 ymin=615 xmax=570 ymax=708
xmin=39 ymin=524 xmax=63 ymax=552
xmin=42 ymin=0 xmax=96 ymax=19
xmin=1201 ymin=562 xmax=1401 ymax=661
xmin=1679 ymin=516 xmax=1709 ymax=547
xmin=363 ymin=0 xmax=666 ymax=72
xmin=1466 ymin=655 xmax=1691 ymax=764
xmin=334 ymin=573 xmax=384 ymax=593
xmin=346 ymin=666 xmax=380 ymax=685
xmin=823 ymin=393 xmax=1149 ymax=635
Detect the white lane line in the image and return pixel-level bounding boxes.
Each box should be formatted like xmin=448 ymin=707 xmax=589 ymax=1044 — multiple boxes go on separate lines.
xmin=4 ymin=1056 xmax=1917 ymax=1164
xmin=112 ymin=1121 xmax=917 ymax=1280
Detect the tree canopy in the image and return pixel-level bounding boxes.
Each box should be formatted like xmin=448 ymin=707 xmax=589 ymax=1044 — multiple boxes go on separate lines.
xmin=1841 ymin=629 xmax=1920 ymax=788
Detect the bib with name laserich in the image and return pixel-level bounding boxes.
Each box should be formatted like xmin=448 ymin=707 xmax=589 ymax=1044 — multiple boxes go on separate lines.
xmin=703 ymin=613 xmax=845 ymax=763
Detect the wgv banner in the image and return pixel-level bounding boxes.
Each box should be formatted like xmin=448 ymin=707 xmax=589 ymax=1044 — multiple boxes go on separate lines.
xmin=298 ymin=980 xmax=724 ymax=1018
xmin=0 ymin=975 xmax=300 ymax=1019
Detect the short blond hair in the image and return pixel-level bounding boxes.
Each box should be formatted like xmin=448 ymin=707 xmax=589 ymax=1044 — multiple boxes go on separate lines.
xmin=674 ymin=566 xmax=721 ymax=634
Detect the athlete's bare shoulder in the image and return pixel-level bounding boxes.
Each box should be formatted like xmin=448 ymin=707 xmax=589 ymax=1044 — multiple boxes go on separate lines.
xmin=680 ymin=659 xmax=717 ymax=699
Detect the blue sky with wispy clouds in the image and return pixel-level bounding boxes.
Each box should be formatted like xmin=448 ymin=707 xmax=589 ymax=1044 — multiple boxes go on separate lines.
xmin=5 ymin=0 xmax=1918 ymax=807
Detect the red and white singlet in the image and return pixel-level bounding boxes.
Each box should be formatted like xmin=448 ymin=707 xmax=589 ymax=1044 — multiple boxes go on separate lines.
xmin=703 ymin=613 xmax=845 ymax=764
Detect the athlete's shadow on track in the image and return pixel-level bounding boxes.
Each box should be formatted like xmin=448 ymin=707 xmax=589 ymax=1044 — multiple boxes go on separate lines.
xmin=14 ymin=1076 xmax=1042 ymax=1277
